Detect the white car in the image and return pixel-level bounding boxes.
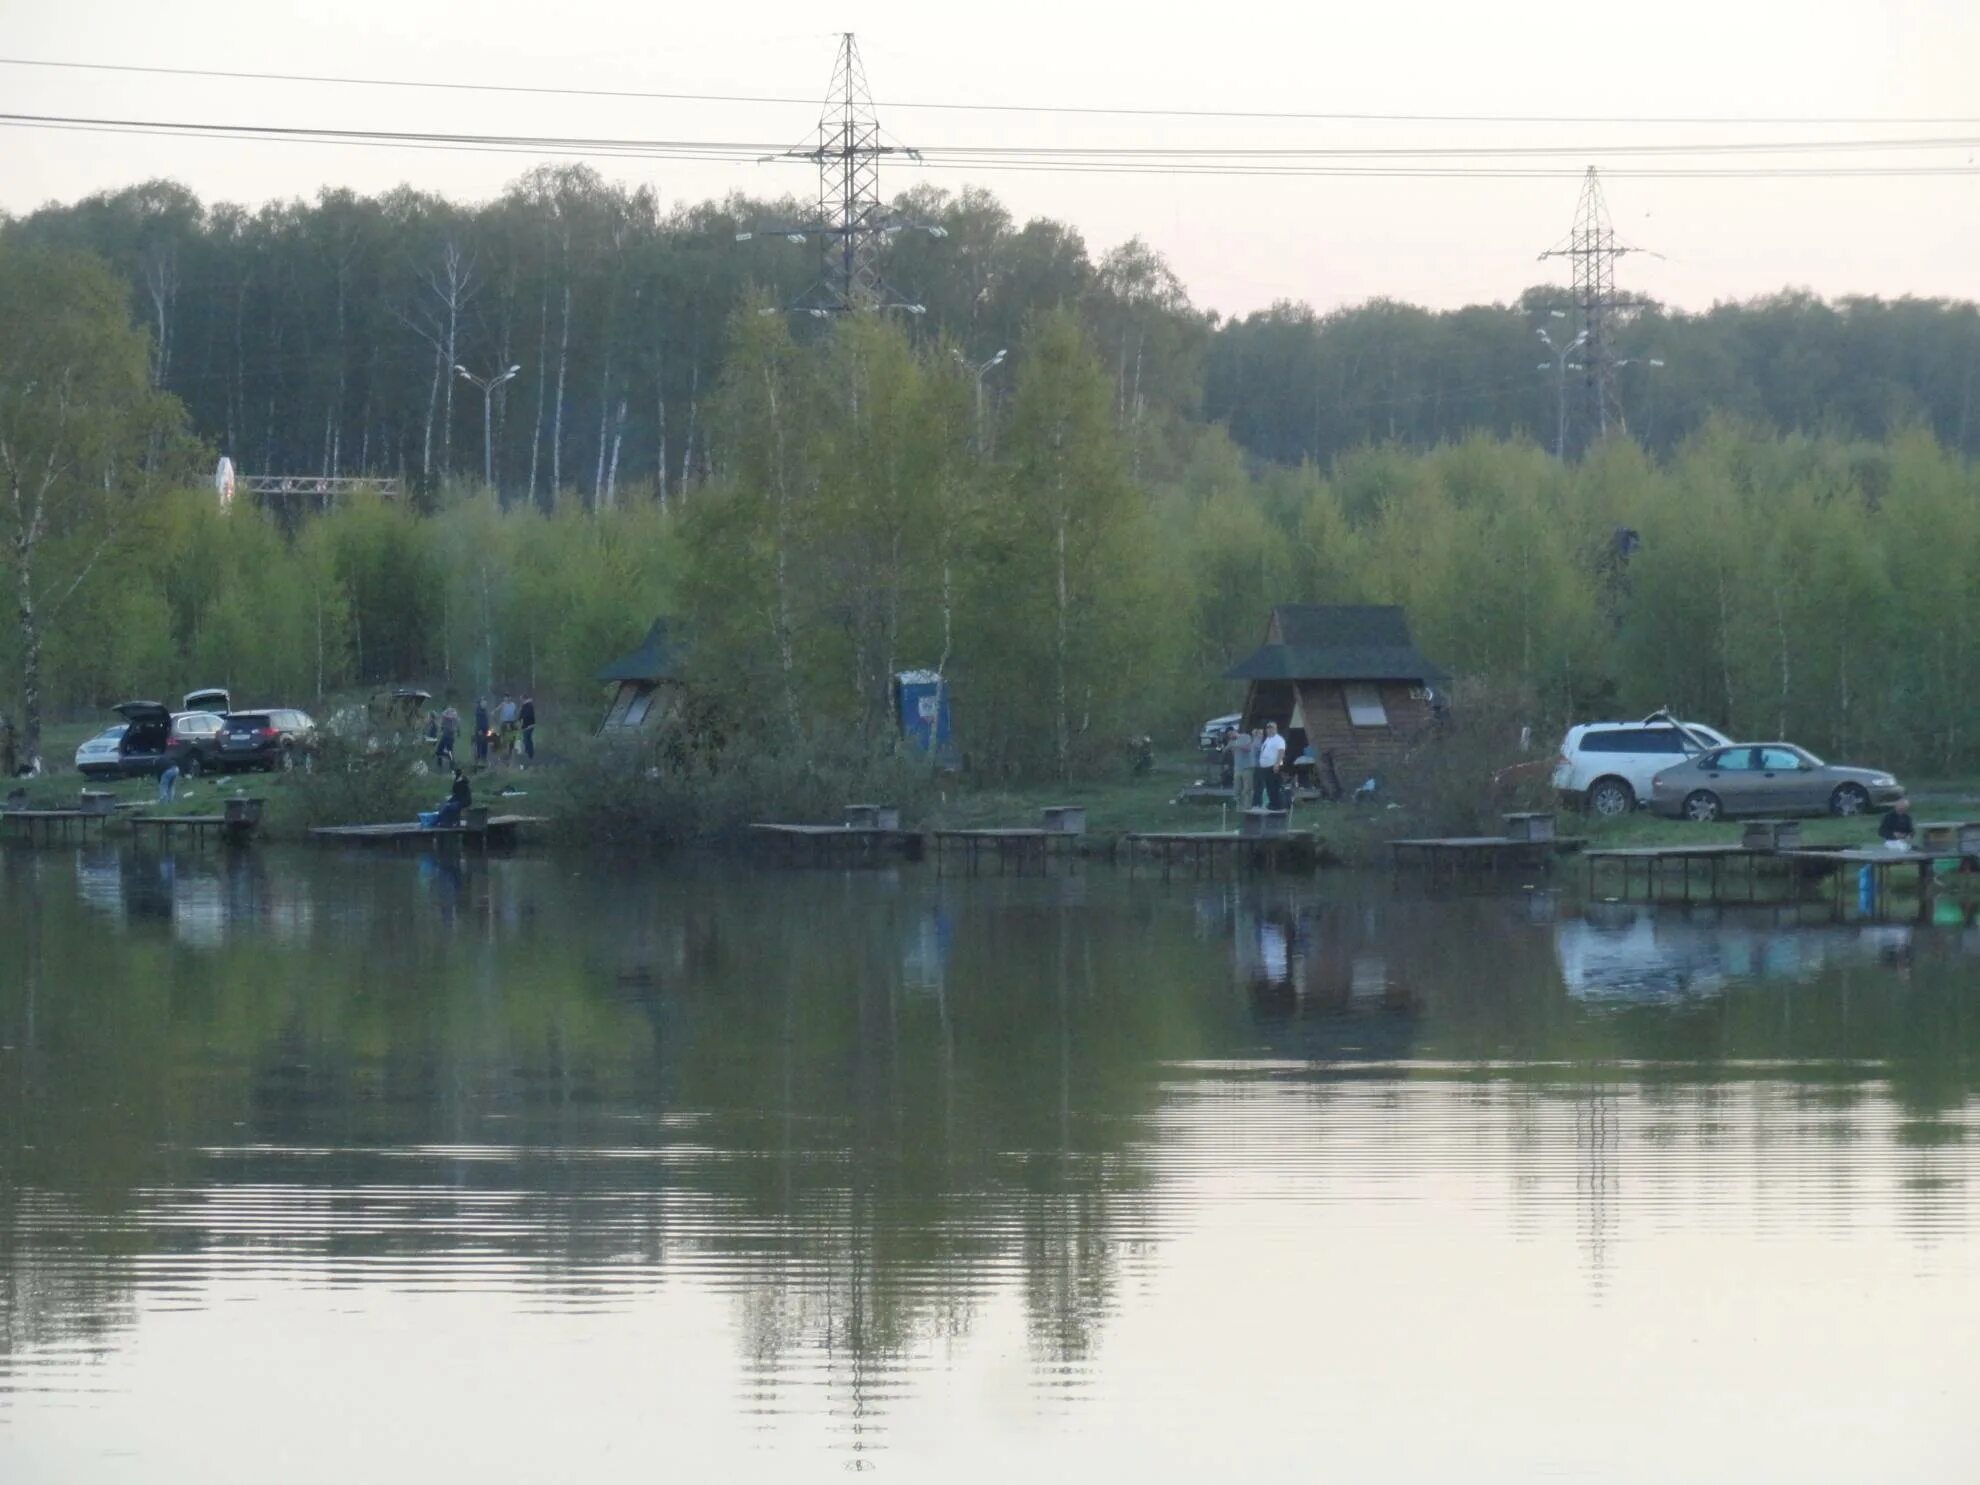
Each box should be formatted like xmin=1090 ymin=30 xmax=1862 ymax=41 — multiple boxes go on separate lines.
xmin=75 ymin=724 xmax=129 ymax=778
xmin=1551 ymin=713 xmax=1735 ymax=817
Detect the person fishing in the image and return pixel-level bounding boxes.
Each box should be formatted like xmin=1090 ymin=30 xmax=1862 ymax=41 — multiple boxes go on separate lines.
xmin=430 ymin=765 xmax=473 ymax=829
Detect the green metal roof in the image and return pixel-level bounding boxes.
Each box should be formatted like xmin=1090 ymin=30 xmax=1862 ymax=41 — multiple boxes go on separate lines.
xmin=596 ymin=618 xmax=686 ymax=684
xmin=1224 ymin=605 xmax=1448 ymax=684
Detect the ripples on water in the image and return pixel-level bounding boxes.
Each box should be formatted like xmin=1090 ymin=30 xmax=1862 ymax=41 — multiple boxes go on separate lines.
xmin=2 ymin=846 xmax=1977 ymax=1481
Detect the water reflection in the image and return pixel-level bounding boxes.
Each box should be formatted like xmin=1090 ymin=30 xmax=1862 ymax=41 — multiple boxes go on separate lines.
xmin=2 ymin=854 xmax=1979 ymax=1478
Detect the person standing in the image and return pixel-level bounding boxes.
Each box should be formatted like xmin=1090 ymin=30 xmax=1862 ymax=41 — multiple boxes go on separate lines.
xmin=1257 ymin=721 xmax=1287 ymax=810
xmin=495 ymin=694 xmax=518 ymax=763
xmin=519 ymin=694 xmax=536 ymax=764
xmin=473 ymin=698 xmax=491 ymax=768
xmin=0 ymin=714 xmax=15 ymax=780
xmin=157 ymin=762 xmax=180 ymax=804
xmin=1227 ymin=726 xmax=1256 ymax=804
xmin=437 ymin=706 xmax=459 ymax=769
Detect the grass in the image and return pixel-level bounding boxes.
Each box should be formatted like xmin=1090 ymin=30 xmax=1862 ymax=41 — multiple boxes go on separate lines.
xmin=1571 ymin=788 xmax=1980 ymax=852
xmin=14 ymin=719 xmax=1980 ymax=863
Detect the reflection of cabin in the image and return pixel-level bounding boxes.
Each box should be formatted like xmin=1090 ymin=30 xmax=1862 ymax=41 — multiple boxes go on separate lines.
xmin=1225 ymin=604 xmax=1447 ymax=781
xmin=596 ymin=618 xmax=687 ymax=735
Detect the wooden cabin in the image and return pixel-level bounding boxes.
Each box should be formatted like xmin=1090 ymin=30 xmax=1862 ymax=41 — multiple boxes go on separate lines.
xmin=596 ymin=618 xmax=687 ymax=735
xmin=1224 ymin=605 xmax=1447 ymax=788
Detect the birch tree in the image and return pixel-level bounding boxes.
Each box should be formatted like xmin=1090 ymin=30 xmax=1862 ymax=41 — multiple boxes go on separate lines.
xmin=0 ymin=247 xmax=183 ymax=761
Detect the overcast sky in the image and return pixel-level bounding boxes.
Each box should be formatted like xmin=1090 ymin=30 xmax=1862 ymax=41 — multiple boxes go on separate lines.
xmin=5 ymin=0 xmax=1978 ymax=319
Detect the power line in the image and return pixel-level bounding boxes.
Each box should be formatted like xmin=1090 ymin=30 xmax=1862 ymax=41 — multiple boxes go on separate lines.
xmin=4 ymin=55 xmax=1979 ymax=127
xmin=3 ymin=113 xmax=1977 ymax=180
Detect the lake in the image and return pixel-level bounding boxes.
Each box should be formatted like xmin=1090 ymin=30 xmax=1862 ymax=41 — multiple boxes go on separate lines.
xmin=2 ymin=846 xmax=1976 ymax=1481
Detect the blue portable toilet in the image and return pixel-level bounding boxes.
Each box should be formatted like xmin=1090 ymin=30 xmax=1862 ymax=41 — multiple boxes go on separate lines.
xmin=893 ymin=669 xmax=955 ymax=761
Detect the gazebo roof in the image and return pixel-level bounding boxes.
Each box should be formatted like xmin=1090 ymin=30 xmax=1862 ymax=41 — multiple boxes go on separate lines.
xmin=1224 ymin=605 xmax=1447 ymax=684
xmin=596 ymin=618 xmax=687 ymax=685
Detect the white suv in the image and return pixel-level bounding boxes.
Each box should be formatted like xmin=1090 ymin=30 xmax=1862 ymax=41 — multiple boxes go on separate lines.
xmin=1552 ymin=714 xmax=1735 ymax=817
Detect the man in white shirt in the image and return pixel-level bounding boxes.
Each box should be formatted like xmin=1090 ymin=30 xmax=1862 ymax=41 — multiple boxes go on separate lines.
xmin=1257 ymin=722 xmax=1287 ymax=809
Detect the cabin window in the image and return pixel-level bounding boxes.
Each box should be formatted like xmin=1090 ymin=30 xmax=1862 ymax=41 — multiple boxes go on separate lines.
xmin=621 ymin=688 xmax=655 ymax=728
xmin=1342 ymin=683 xmax=1389 ymax=727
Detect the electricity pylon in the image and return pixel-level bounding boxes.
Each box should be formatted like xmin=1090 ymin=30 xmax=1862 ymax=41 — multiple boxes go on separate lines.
xmin=736 ymin=32 xmax=946 ymax=316
xmin=1539 ymin=167 xmax=1650 ymax=447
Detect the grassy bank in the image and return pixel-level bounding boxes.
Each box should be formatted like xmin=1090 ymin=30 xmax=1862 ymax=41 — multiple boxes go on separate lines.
xmin=14 ymin=723 xmax=1980 ymax=866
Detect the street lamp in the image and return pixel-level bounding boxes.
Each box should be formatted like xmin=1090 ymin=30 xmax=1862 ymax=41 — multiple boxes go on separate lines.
xmin=1535 ymin=327 xmax=1586 ymax=460
xmin=454 ymin=364 xmax=523 ymax=489
xmin=954 ymin=348 xmax=1007 ymax=452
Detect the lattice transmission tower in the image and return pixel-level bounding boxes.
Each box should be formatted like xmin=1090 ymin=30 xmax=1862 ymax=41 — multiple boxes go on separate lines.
xmin=737 ymin=32 xmax=946 ymax=316
xmin=1539 ymin=167 xmax=1651 ymax=447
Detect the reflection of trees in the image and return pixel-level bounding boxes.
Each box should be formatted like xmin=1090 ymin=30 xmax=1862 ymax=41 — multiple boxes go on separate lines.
xmin=9 ymin=854 xmax=1980 ymax=1427
xmin=0 ymin=858 xmax=1195 ymax=1432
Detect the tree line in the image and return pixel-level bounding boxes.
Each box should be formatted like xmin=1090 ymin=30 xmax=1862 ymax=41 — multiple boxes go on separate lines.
xmin=8 ymin=171 xmax=1980 ymax=499
xmin=4 ymin=222 xmax=1980 ymax=782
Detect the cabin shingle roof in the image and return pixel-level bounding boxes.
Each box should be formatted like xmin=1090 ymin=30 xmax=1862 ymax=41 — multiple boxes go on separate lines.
xmin=1224 ymin=604 xmax=1447 ymax=684
xmin=596 ymin=619 xmax=686 ymax=684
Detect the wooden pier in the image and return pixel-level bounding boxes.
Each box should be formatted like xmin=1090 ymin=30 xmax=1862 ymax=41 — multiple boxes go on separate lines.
xmin=1583 ymin=843 xmax=1776 ymax=899
xmin=1389 ymin=813 xmax=1583 ymax=878
xmin=312 ymin=814 xmax=545 ymax=849
xmin=1780 ymin=847 xmax=1975 ymax=919
xmin=1389 ymin=835 xmax=1582 ymax=876
xmin=1122 ymin=829 xmax=1319 ymax=877
xmin=748 ymin=823 xmax=923 ymax=865
xmin=0 ymin=808 xmax=111 ymax=844
xmin=930 ymin=828 xmax=1058 ymax=873
xmin=129 ymin=814 xmax=259 ymax=847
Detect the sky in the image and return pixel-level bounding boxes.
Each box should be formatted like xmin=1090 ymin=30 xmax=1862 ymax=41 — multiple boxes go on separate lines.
xmin=4 ymin=0 xmax=1979 ymax=320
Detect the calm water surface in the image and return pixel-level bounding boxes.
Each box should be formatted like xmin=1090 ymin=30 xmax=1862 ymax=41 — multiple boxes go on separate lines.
xmin=1 ymin=846 xmax=1977 ymax=1481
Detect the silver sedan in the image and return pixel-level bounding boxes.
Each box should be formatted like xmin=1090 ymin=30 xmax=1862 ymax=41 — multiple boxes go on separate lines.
xmin=1648 ymin=743 xmax=1902 ymax=822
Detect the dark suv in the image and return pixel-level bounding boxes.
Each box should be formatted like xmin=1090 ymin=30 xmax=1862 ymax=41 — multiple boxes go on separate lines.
xmin=215 ymin=709 xmax=318 ymax=772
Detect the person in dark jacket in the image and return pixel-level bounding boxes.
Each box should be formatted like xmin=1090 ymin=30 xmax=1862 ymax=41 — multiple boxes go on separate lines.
xmin=1878 ymin=797 xmax=1915 ymax=849
xmin=519 ymin=695 xmax=536 ymax=764
xmin=473 ymin=699 xmax=491 ymax=767
xmin=431 ymin=766 xmax=473 ymax=828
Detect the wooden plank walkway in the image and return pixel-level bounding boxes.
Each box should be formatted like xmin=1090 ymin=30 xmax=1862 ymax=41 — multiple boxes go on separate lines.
xmin=1778 ymin=847 xmax=1973 ymax=919
xmin=129 ymin=814 xmax=258 ymax=846
xmin=748 ymin=823 xmax=923 ymax=865
xmin=312 ymin=814 xmax=545 ymax=848
xmin=1122 ymin=829 xmax=1319 ymax=877
xmin=0 ymin=808 xmax=111 ymax=844
xmin=1389 ymin=835 xmax=1585 ymax=876
xmin=930 ymin=827 xmax=1067 ymax=874
xmin=1583 ymin=842 xmax=1774 ymax=900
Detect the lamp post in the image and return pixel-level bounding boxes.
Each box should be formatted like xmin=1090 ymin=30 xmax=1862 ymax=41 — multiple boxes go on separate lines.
xmin=1535 ymin=326 xmax=1587 ymax=460
xmin=454 ymin=364 xmax=522 ymax=488
xmin=954 ymin=348 xmax=1007 ymax=453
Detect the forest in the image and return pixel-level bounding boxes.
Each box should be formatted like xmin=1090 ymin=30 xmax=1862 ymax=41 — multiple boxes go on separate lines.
xmin=3 ymin=170 xmax=1980 ymax=781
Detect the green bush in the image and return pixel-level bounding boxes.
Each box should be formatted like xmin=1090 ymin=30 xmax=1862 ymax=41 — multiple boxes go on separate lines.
xmin=538 ymin=726 xmax=945 ymax=848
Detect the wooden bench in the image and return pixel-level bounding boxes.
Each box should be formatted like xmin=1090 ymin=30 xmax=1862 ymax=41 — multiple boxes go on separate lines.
xmin=1741 ymin=819 xmax=1804 ymax=851
xmin=844 ymin=803 xmax=901 ymax=831
xmin=1916 ymin=821 xmax=1980 ymax=854
xmin=1503 ymin=811 xmax=1556 ymax=842
xmin=1040 ymin=805 xmax=1087 ymax=835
